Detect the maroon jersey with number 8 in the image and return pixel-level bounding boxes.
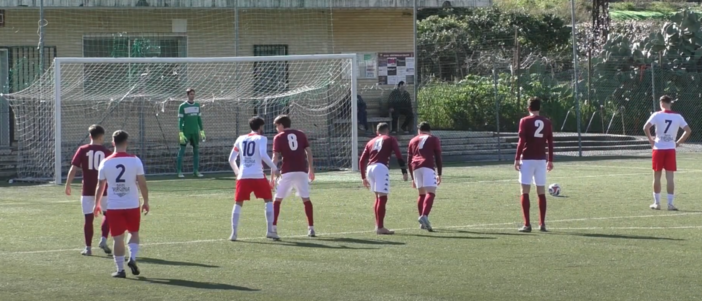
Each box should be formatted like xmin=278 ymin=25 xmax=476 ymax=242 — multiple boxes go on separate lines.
xmin=273 ymin=129 xmax=310 ymax=174
xmin=515 ymin=115 xmax=554 ymax=161
xmin=71 ymin=144 xmax=112 ymax=196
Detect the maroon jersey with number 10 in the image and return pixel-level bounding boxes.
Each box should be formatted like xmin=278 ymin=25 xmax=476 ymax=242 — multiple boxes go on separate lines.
xmin=71 ymin=144 xmax=112 ymax=196
xmin=515 ymin=115 xmax=554 ymax=161
xmin=273 ymin=129 xmax=310 ymax=174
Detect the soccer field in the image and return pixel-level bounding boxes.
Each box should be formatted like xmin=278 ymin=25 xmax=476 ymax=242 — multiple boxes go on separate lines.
xmin=2 ymin=155 xmax=702 ymax=301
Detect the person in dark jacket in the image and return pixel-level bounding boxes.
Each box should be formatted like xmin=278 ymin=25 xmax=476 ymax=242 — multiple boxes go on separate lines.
xmin=357 ymin=94 xmax=368 ymax=132
xmin=388 ymin=81 xmax=413 ymax=134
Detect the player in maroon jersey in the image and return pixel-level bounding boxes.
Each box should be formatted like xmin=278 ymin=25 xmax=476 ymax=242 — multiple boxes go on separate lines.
xmin=271 ymin=115 xmax=316 ymax=238
xmin=65 ymin=125 xmax=113 ymax=255
xmin=408 ymin=122 xmax=443 ymax=232
xmin=359 ymin=123 xmax=408 ymax=235
xmin=514 ymin=97 xmax=554 ymax=233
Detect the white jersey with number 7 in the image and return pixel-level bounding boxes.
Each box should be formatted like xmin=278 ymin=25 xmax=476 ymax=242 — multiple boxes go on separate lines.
xmin=646 ymin=111 xmax=688 ymax=150
xmin=229 ymin=133 xmax=277 ymax=180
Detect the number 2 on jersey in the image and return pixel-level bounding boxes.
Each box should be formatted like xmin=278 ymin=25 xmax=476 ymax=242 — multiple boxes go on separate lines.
xmin=534 ymin=120 xmax=545 ymax=138
xmin=287 ymin=133 xmax=298 ymax=151
xmin=115 ymin=164 xmax=126 ymax=183
xmin=242 ymin=141 xmax=256 ymax=156
xmin=85 ymin=150 xmax=105 ymax=170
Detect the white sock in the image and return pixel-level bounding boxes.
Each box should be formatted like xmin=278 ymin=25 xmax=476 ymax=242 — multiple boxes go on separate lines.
xmin=309 ymin=225 xmax=314 ymax=230
xmin=668 ymin=194 xmax=675 ymax=206
xmin=231 ymin=204 xmax=242 ymax=234
xmin=114 ymin=255 xmax=125 ymax=272
xmin=128 ymin=243 xmax=139 ymax=261
xmin=99 ymin=237 xmax=107 ymax=244
xmin=653 ymin=193 xmax=661 ymax=204
xmin=265 ymin=202 xmax=274 ymax=233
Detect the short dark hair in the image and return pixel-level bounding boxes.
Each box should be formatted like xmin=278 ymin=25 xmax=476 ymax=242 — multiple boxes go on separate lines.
xmin=112 ymin=130 xmax=129 ymax=146
xmin=418 ymin=122 xmax=431 ymax=132
xmin=660 ymin=95 xmax=673 ymax=103
xmin=88 ymin=124 xmax=105 ymax=139
xmin=186 ymin=88 xmax=195 ymax=95
xmin=377 ymin=123 xmax=390 ymax=133
xmin=398 ymin=81 xmax=405 ymax=87
xmin=249 ymin=116 xmax=265 ymax=131
xmin=274 ymin=115 xmax=292 ymax=129
xmin=528 ymin=97 xmax=541 ymax=111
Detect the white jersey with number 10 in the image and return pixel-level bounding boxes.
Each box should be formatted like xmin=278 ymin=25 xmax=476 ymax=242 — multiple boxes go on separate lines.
xmin=646 ymin=111 xmax=688 ymax=150
xmin=229 ymin=133 xmax=277 ymax=180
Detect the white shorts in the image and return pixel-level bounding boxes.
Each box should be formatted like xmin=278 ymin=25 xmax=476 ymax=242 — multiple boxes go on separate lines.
xmin=275 ymin=172 xmax=310 ymax=199
xmin=81 ymin=196 xmax=106 ymax=215
xmin=366 ymin=163 xmax=390 ymax=194
xmin=519 ymin=159 xmax=547 ymax=186
xmin=413 ymin=167 xmax=437 ymax=189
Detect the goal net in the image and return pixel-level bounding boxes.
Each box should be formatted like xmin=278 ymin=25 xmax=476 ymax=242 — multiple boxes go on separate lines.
xmin=5 ymin=55 xmax=358 ymax=184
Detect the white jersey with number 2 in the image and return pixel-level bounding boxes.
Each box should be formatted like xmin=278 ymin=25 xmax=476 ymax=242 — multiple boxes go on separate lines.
xmin=646 ymin=111 xmax=688 ymax=150
xmin=229 ymin=133 xmax=277 ymax=180
xmin=97 ymin=153 xmax=145 ymax=210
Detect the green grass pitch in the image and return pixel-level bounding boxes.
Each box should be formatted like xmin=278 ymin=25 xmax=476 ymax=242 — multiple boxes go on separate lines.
xmin=2 ymin=155 xmax=702 ymax=301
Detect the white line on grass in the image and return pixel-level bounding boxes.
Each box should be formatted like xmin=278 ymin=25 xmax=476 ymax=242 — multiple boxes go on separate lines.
xmin=467 ymin=226 xmax=702 ymax=231
xmin=5 ymin=212 xmax=700 ymax=255
xmin=567 ymin=164 xmax=702 ymax=172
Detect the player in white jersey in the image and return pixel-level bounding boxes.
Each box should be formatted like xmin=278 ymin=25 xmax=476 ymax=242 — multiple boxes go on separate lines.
xmin=228 ymin=116 xmax=279 ymax=241
xmin=643 ymin=95 xmax=692 ymax=211
xmin=95 ymin=130 xmax=150 ymax=278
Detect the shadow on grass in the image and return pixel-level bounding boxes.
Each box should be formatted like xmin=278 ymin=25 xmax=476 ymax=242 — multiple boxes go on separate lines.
xmin=566 ymin=233 xmax=684 ymax=241
xmin=138 ymin=257 xmax=219 ymax=268
xmin=236 ymin=240 xmax=379 ymax=250
xmin=398 ymin=233 xmax=496 ymax=240
xmin=439 ymin=229 xmax=525 ymax=236
xmin=129 ymin=277 xmax=259 ymax=291
xmin=315 ymin=237 xmax=405 ymax=245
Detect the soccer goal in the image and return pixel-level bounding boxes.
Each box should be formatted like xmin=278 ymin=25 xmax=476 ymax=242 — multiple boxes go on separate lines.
xmin=5 ymin=54 xmax=358 ymax=184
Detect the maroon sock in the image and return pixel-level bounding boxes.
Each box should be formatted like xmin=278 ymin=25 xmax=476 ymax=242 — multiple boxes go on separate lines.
xmin=521 ymin=194 xmax=531 ymax=226
xmin=377 ymin=196 xmax=388 ymax=229
xmin=273 ymin=201 xmax=281 ymax=226
xmin=100 ymin=214 xmax=110 ymax=238
xmin=538 ymin=194 xmax=547 ymax=226
xmin=373 ymin=197 xmax=380 ymax=227
xmin=303 ymin=200 xmax=314 ymax=227
xmin=84 ymin=214 xmax=94 ymax=247
xmin=417 ymin=194 xmax=426 ymax=216
xmin=423 ymin=193 xmax=435 ymax=216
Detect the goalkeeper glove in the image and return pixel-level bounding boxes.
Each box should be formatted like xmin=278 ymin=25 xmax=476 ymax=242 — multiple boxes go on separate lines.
xmin=179 ymin=132 xmax=186 ymax=144
xmin=200 ymin=130 xmax=206 ymax=142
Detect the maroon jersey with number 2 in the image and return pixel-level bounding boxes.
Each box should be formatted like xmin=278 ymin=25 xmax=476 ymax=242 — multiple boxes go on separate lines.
xmin=71 ymin=144 xmax=112 ymax=196
xmin=273 ymin=129 xmax=310 ymax=174
xmin=515 ymin=115 xmax=554 ymax=161
xmin=407 ymin=135 xmax=443 ymax=176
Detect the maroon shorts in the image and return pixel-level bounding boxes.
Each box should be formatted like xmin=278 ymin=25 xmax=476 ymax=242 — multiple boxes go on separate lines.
xmin=235 ymin=178 xmax=273 ymax=201
xmin=106 ymin=208 xmax=141 ymax=236
xmin=652 ymin=149 xmax=676 ymax=172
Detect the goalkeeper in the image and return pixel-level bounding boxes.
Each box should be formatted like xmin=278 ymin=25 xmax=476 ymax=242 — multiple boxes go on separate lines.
xmin=176 ymin=88 xmax=205 ymax=178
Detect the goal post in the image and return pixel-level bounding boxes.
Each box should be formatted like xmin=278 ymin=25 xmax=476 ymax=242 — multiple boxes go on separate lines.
xmin=7 ymin=54 xmax=358 ymax=184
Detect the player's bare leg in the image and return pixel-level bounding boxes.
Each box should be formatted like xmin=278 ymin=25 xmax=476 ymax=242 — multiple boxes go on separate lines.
xmin=650 ymin=170 xmax=663 ymax=210
xmin=230 ymin=201 xmax=243 ymax=241
xmin=519 ymin=184 xmax=532 ymax=232
xmin=264 ymin=199 xmax=280 ymax=240
xmin=417 ymin=191 xmax=426 ymax=229
xmin=111 ymin=234 xmax=127 ymax=278
xmin=665 ymin=171 xmax=677 ymax=211
xmin=82 ymin=213 xmax=95 ymax=256
xmin=126 ymin=232 xmax=141 ymax=276
xmin=374 ymin=192 xmax=394 ymax=235
xmin=536 ymin=185 xmax=547 ymax=232
xmin=418 ymin=187 xmax=435 ymax=232
xmin=302 ymin=198 xmax=315 ymax=237
xmin=98 ymin=213 xmax=112 ymax=255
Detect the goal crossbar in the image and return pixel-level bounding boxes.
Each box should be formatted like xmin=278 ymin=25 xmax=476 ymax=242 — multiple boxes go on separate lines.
xmin=46 ymin=54 xmax=358 ymax=184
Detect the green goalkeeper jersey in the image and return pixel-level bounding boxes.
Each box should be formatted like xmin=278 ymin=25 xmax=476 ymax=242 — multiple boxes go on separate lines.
xmin=178 ymin=101 xmax=203 ymax=134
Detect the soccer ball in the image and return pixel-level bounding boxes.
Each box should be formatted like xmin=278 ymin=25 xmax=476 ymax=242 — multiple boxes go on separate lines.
xmin=548 ymin=183 xmax=561 ymax=196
